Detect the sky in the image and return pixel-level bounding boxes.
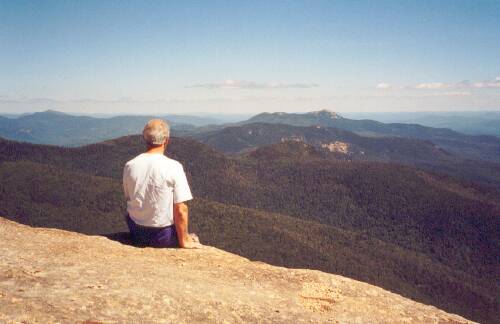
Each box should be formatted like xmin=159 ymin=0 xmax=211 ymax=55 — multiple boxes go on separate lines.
xmin=1 ymin=0 xmax=499 ymax=115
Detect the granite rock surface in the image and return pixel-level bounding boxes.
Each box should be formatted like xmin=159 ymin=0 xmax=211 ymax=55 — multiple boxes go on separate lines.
xmin=0 ymin=218 xmax=473 ymax=323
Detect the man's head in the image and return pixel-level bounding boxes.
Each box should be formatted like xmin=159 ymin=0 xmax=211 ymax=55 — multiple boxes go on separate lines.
xmin=143 ymin=119 xmax=170 ymax=149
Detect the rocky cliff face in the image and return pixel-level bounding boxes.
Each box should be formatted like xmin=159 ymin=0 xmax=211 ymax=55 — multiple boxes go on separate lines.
xmin=0 ymin=218 xmax=473 ymax=323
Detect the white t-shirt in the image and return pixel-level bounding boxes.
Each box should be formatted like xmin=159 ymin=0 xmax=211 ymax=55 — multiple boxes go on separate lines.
xmin=123 ymin=153 xmax=193 ymax=227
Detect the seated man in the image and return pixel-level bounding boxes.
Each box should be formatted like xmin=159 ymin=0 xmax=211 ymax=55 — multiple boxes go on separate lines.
xmin=123 ymin=119 xmax=202 ymax=249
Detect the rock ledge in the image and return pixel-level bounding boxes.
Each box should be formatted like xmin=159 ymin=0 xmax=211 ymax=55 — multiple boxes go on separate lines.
xmin=0 ymin=218 xmax=472 ymax=323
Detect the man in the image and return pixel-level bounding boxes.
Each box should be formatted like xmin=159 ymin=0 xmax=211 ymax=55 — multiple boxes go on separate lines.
xmin=123 ymin=119 xmax=202 ymax=249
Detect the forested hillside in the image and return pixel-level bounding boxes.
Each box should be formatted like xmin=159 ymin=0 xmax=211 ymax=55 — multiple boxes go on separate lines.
xmin=0 ymin=110 xmax=196 ymax=146
xmin=243 ymin=110 xmax=500 ymax=163
xmin=192 ymin=122 xmax=500 ymax=189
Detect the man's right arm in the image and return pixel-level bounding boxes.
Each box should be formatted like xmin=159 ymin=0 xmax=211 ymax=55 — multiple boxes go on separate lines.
xmin=173 ymin=202 xmax=200 ymax=248
xmin=123 ymin=164 xmax=130 ymax=200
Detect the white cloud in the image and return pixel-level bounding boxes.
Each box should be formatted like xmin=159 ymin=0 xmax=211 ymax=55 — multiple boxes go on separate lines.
xmin=420 ymin=92 xmax=471 ymax=97
xmin=376 ymin=77 xmax=500 ymax=91
xmin=376 ymin=83 xmax=392 ymax=89
xmin=415 ymin=78 xmax=500 ymax=90
xmin=187 ymin=80 xmax=318 ymax=90
xmin=414 ymin=82 xmax=450 ymax=89
xmin=469 ymin=77 xmax=500 ymax=88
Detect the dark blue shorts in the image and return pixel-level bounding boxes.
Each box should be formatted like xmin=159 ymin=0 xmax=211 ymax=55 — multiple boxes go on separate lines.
xmin=126 ymin=214 xmax=179 ymax=248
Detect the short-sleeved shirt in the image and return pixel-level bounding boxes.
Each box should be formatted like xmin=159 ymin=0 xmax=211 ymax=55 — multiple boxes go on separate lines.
xmin=123 ymin=153 xmax=193 ymax=227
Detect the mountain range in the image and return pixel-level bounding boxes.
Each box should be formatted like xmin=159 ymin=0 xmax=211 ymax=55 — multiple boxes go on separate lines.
xmin=191 ymin=122 xmax=500 ymax=190
xmin=344 ymin=111 xmax=500 ymax=137
xmin=2 ymin=109 xmax=500 ymax=164
xmin=240 ymin=110 xmax=500 ymax=163
xmin=2 ymin=109 xmax=500 ymax=188
xmin=0 ymin=135 xmax=498 ymax=323
xmin=0 ymin=110 xmax=201 ymax=146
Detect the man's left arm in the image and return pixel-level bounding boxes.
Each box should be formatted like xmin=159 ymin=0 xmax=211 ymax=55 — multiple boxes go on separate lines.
xmin=173 ymin=202 xmax=200 ymax=248
xmin=172 ymin=164 xmax=201 ymax=248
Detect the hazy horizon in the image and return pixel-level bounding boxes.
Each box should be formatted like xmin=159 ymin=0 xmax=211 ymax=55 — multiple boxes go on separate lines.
xmin=1 ymin=0 xmax=499 ymax=114
xmin=3 ymin=108 xmax=500 ymax=121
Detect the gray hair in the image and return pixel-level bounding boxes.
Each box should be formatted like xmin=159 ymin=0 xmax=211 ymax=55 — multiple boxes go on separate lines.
xmin=143 ymin=119 xmax=170 ymax=146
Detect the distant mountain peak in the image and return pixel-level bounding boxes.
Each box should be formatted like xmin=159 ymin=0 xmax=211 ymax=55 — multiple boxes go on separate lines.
xmin=308 ymin=109 xmax=342 ymax=119
xmin=249 ymin=110 xmax=343 ymax=121
xmin=26 ymin=109 xmax=70 ymax=118
xmin=41 ymin=109 xmax=68 ymax=115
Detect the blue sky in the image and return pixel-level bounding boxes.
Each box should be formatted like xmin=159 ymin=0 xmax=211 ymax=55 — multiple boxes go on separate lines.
xmin=1 ymin=0 xmax=499 ymax=114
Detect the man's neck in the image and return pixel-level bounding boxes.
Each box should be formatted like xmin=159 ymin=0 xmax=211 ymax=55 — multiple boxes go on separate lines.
xmin=145 ymin=145 xmax=165 ymax=155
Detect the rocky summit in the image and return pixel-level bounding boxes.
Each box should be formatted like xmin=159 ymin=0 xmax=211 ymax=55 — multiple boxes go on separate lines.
xmin=0 ymin=218 xmax=473 ymax=323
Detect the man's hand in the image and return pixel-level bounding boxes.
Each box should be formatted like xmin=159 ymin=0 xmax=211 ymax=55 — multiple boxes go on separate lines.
xmin=180 ymin=233 xmax=203 ymax=249
xmin=190 ymin=233 xmax=200 ymax=243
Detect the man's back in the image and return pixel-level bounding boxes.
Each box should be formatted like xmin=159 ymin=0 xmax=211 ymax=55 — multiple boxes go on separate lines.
xmin=123 ymin=153 xmax=192 ymax=227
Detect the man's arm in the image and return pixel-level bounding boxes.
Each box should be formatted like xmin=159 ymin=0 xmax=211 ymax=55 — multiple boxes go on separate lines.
xmin=173 ymin=202 xmax=200 ymax=248
xmin=122 ymin=165 xmax=130 ymax=200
